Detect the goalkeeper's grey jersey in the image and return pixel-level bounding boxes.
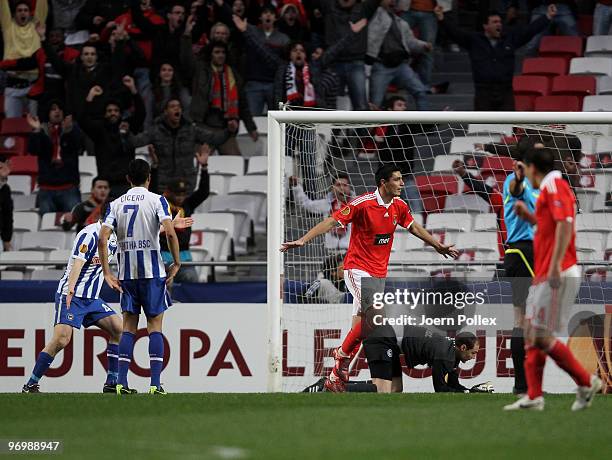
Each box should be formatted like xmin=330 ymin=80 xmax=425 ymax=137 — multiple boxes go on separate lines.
xmin=399 ymin=326 xmax=457 ymax=371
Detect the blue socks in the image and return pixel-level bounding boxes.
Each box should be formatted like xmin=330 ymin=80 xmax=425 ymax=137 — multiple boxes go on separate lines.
xmin=149 ymin=332 xmax=164 ymax=388
xmin=106 ymin=343 xmax=119 ymax=385
xmin=27 ymin=352 xmax=54 ymax=385
xmin=118 ymin=332 xmax=135 ymax=387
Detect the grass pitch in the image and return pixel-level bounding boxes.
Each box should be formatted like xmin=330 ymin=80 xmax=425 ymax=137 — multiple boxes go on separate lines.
xmin=0 ymin=393 xmax=610 ymax=460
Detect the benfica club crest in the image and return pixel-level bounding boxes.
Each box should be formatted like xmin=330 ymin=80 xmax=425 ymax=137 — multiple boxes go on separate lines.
xmin=393 ymin=215 xmax=397 ymax=225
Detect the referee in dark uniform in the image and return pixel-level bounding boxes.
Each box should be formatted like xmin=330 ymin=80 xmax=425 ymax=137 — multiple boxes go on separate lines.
xmin=503 ymin=158 xmax=540 ymax=395
xmin=363 ymin=326 xmax=491 ymax=393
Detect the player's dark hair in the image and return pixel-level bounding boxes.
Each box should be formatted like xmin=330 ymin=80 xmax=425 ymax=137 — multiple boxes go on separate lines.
xmin=482 ymin=10 xmax=500 ymax=24
xmin=332 ymin=173 xmax=350 ymax=184
xmin=375 ymin=164 xmax=401 ymax=187
xmin=524 ymin=147 xmax=555 ymax=175
xmin=127 ymin=159 xmax=151 ymax=186
xmin=455 ymin=332 xmax=478 ymax=350
xmin=91 ymin=176 xmax=110 ymax=189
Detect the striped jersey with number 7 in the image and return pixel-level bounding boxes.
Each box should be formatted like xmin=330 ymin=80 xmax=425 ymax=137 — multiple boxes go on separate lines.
xmin=102 ymin=187 xmax=172 ymax=280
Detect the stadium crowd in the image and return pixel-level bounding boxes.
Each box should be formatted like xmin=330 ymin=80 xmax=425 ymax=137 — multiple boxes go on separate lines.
xmin=0 ymin=0 xmax=608 ymax=276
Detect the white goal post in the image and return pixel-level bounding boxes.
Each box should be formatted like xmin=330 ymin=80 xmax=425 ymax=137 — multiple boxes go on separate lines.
xmin=266 ymin=110 xmax=612 ymax=393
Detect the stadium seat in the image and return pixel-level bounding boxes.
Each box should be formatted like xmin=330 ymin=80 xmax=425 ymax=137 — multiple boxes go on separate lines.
xmin=534 ymin=95 xmax=581 ymax=111
xmin=513 ymin=75 xmax=550 ymax=111
xmin=20 ymin=231 xmax=67 ymax=253
xmin=208 ymin=156 xmax=244 ymax=177
xmin=569 ymin=57 xmax=612 ymax=76
xmin=0 ymin=250 xmax=46 ymax=271
xmin=236 ymin=134 xmax=265 ymax=157
xmin=208 ymin=195 xmax=257 ymax=254
xmin=576 ymin=212 xmax=612 ymax=233
xmin=78 ymin=155 xmax=97 ymax=177
xmin=246 ymin=156 xmax=268 ymax=175
xmin=209 ymin=174 xmax=228 ymax=196
xmin=466 ymin=124 xmax=514 ymax=136
xmin=12 ymin=194 xmax=37 ymax=212
xmin=9 ymin=156 xmax=38 ymax=185
xmin=480 ymin=156 xmax=514 ymax=173
xmin=538 ymin=36 xmax=583 ymax=61
xmin=391 ymin=232 xmax=425 ymax=252
xmin=79 ymin=175 xmax=94 ymax=196
xmin=238 ymin=116 xmax=268 ymax=135
xmin=596 ymin=76 xmax=612 ymax=94
xmin=415 ymin=175 xmax=460 ymax=213
xmin=40 ymin=212 xmax=63 ymax=231
xmin=585 ymin=35 xmax=612 ymax=56
xmin=432 ymin=154 xmax=463 ymax=172
xmin=0 ymin=270 xmax=24 ymax=280
xmin=7 ymin=175 xmax=32 ymax=194
xmin=449 ymin=136 xmax=500 ymax=154
xmin=451 ymin=231 xmax=498 ymax=257
xmin=191 ymin=212 xmax=235 ymax=265
xmin=576 ymin=232 xmax=605 ymax=261
xmin=443 ymin=194 xmax=491 ymax=214
xmin=575 ymin=189 xmax=601 ymax=213
xmin=473 ymin=213 xmax=498 ymax=232
xmin=425 ymin=213 xmax=472 ymax=233
xmin=0 ymin=117 xmax=32 ymax=136
xmin=522 ymin=57 xmax=567 ymax=77
xmin=0 ymin=135 xmax=27 ymax=157
xmin=228 ymin=175 xmax=267 ymax=232
xmin=30 ymin=269 xmax=66 ymax=280
xmin=13 ymin=211 xmax=39 ymax=232
xmin=48 ymin=249 xmax=71 ymax=265
xmin=582 ymin=95 xmax=612 ymax=111
xmin=551 ymin=75 xmax=596 ymax=101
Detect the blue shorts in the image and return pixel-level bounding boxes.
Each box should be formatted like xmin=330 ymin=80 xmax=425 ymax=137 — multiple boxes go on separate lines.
xmin=120 ymin=277 xmax=172 ymax=318
xmin=54 ymin=293 xmax=116 ymax=329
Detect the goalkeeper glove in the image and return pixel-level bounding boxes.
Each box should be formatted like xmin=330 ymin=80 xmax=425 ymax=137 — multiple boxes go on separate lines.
xmin=469 ymin=381 xmax=494 ymax=393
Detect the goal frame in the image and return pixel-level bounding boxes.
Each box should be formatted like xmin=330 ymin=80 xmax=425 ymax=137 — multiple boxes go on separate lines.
xmin=266 ymin=110 xmax=612 ymax=392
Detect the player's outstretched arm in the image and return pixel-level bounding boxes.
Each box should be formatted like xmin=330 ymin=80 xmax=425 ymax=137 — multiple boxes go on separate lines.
xmin=99 ymin=225 xmax=122 ymax=293
xmin=408 ymin=221 xmax=459 ymax=259
xmin=160 ymin=214 xmax=194 ymax=233
xmin=161 ymin=218 xmax=181 ymax=284
xmin=65 ymin=258 xmax=86 ymax=308
xmin=280 ymin=216 xmax=337 ymax=252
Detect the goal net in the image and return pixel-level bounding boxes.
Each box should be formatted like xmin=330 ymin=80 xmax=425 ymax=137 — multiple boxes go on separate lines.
xmin=267 ymin=111 xmax=612 ymax=394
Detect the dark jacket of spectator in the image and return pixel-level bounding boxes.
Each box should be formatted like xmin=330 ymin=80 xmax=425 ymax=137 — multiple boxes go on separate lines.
xmin=0 ymin=176 xmax=12 ymax=249
xmin=242 ymin=24 xmax=289 ymax=85
xmin=75 ymin=0 xmax=131 ymax=32
xmin=244 ymin=27 xmax=352 ymax=109
xmin=130 ymin=115 xmax=228 ymax=193
xmin=180 ymin=37 xmax=257 ymax=132
xmin=320 ymin=0 xmax=380 ymax=62
xmin=439 ymin=15 xmax=550 ymax=86
xmin=50 ymin=0 xmax=87 ymax=31
xmin=28 ymin=124 xmax=81 ymax=188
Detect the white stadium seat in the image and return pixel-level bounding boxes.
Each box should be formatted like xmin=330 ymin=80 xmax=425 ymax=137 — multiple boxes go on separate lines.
xmin=208 ymin=195 xmax=257 ymax=254
xmin=575 ymin=189 xmax=602 ymax=213
xmin=236 ymin=134 xmax=265 ymax=157
xmin=79 ymin=175 xmax=94 ymax=195
xmin=0 ymin=270 xmax=24 ymax=280
xmin=576 ymin=232 xmax=605 ymax=261
xmin=12 ymin=194 xmax=37 ymax=212
xmin=585 ymin=35 xmax=612 ymax=56
xmin=0 ymin=250 xmax=46 ymax=270
xmin=570 ymin=57 xmax=612 ymax=76
xmin=594 ymin=136 xmax=612 ymax=153
xmin=582 ymin=95 xmax=612 ymax=111
xmin=191 ymin=212 xmax=235 ymax=265
xmin=391 ymin=232 xmax=425 ymax=252
xmin=238 ymin=116 xmax=268 ymax=135
xmin=473 ymin=213 xmax=498 ymax=232
xmin=228 ymin=175 xmax=267 ymax=232
xmin=433 ymin=154 xmax=463 ymax=172
xmin=444 ymin=194 xmax=491 ymax=214
xmin=449 ymin=136 xmax=500 ymax=154
xmin=452 ymin=231 xmax=498 ymax=253
xmin=208 ymin=156 xmax=244 ymax=177
xmin=48 ymin=249 xmax=71 ymax=265
xmin=78 ymin=155 xmax=97 ymax=177
xmin=7 ymin=175 xmax=31 ymax=195
xmin=467 ymin=124 xmax=514 ymax=136
xmin=30 ymin=269 xmax=66 ymax=280
xmin=576 ymin=212 xmax=612 ymax=233
xmin=40 ymin=213 xmax=62 ymax=231
xmin=20 ymin=231 xmax=67 ymax=253
xmin=13 ymin=212 xmax=39 ymax=232
xmin=597 ymin=76 xmax=612 ymax=94
xmin=246 ymin=156 xmax=268 ymax=175
xmin=209 ymin=174 xmax=228 ymax=196
xmin=425 ymin=213 xmax=472 ymax=233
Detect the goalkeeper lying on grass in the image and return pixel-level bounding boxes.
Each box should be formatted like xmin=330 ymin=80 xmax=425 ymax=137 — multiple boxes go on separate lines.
xmin=304 ymin=326 xmax=493 ymax=394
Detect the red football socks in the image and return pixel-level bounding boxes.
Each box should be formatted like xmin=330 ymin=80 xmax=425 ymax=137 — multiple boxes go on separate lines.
xmin=525 ymin=346 xmax=546 ymax=400
xmin=547 ymin=340 xmax=591 ymax=387
xmin=340 ymin=321 xmax=363 ymax=356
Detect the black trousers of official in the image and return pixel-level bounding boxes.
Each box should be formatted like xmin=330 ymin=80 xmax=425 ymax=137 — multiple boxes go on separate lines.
xmin=504 ymin=240 xmax=534 ymax=394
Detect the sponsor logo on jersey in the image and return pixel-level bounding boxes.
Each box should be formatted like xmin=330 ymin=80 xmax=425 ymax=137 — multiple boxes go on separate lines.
xmin=374 ymin=233 xmax=392 ymax=245
xmin=393 ymin=215 xmax=397 ymax=225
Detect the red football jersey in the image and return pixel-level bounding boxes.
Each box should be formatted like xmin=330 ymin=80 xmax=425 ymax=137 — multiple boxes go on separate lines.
xmin=534 ymin=171 xmax=577 ymax=281
xmin=332 ymin=189 xmax=414 ymax=277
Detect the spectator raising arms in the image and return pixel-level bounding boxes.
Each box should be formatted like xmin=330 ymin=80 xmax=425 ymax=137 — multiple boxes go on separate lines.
xmin=0 ymin=159 xmax=13 ymax=252
xmin=129 ymin=97 xmax=229 ymax=193
xmin=27 ymin=103 xmax=82 ymax=216
xmin=0 ymin=0 xmax=49 ymax=117
xmin=61 ymin=177 xmax=110 ymax=232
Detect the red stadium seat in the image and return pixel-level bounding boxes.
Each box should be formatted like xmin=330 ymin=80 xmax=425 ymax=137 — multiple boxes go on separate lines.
xmin=0 ymin=135 xmax=27 ymax=157
xmin=0 ymin=117 xmax=32 ymax=136
xmin=480 ymin=156 xmax=514 ymax=173
xmin=538 ymin=36 xmax=583 ymax=62
xmin=534 ymin=95 xmax=581 ymax=111
xmin=551 ymin=75 xmax=596 ymax=101
xmin=415 ymin=174 xmax=460 ymax=213
xmin=9 ymin=155 xmax=38 ymax=175
xmin=522 ymin=57 xmax=568 ymax=77
xmin=513 ymin=75 xmax=550 ymax=111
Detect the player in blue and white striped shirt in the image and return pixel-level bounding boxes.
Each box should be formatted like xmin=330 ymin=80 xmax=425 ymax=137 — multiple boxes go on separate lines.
xmin=99 ymin=159 xmax=181 ymax=395
xmin=22 ymin=219 xmax=123 ymax=393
